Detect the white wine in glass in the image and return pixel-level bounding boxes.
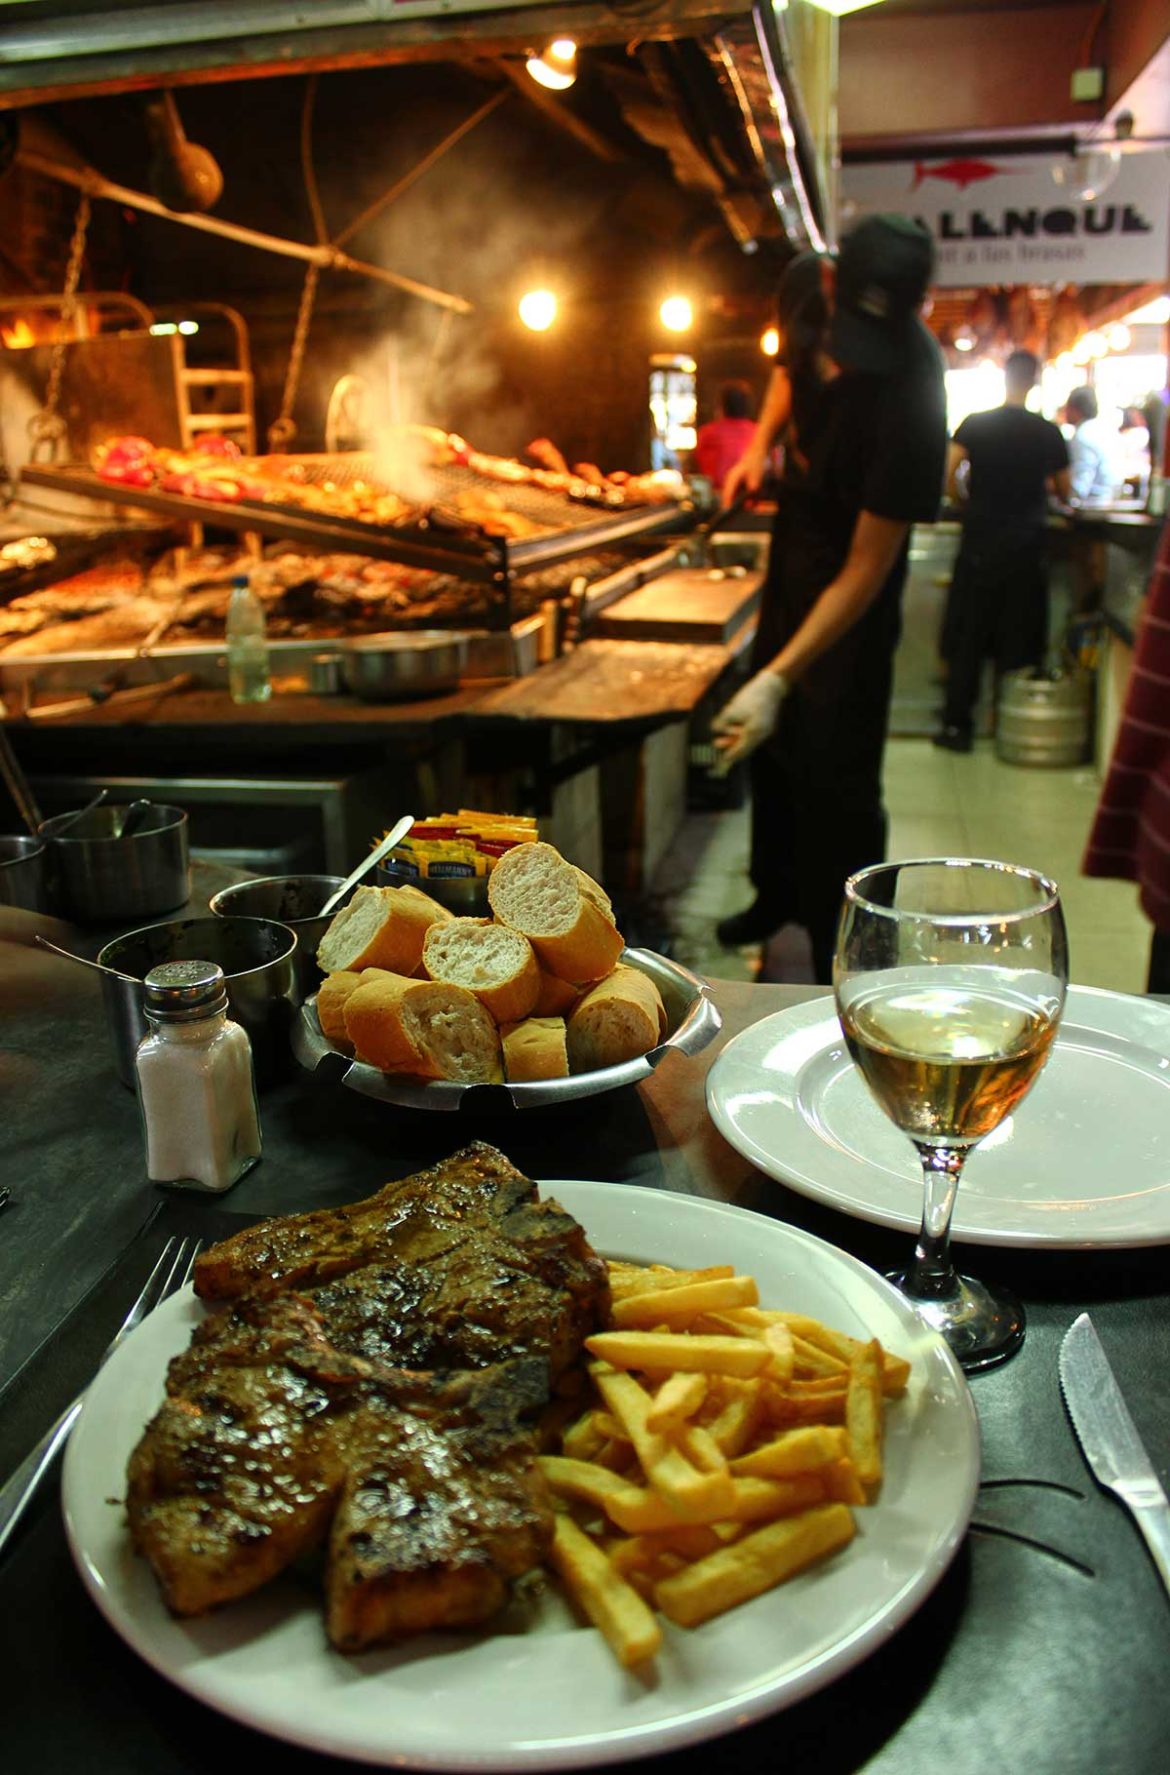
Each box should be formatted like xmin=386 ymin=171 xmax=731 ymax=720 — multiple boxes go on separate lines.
xmin=834 ymin=859 xmax=1068 ymax=1371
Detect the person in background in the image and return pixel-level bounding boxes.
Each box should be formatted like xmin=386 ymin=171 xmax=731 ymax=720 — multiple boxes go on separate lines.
xmin=1118 ymin=406 xmax=1152 ymax=501
xmin=1064 ymin=386 xmax=1121 ymax=503
xmin=933 ymin=349 xmax=1070 ymax=753
xmin=691 ymin=381 xmax=757 ymax=500
xmin=1082 ymin=519 xmax=1170 ymax=989
xmin=711 ymin=216 xmax=947 ymax=981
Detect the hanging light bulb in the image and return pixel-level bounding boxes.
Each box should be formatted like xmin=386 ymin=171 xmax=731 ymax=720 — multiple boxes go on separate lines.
xmin=518 ymin=288 xmax=557 ymax=332
xmin=761 ymin=326 xmax=780 ymax=357
xmin=660 ymin=295 xmax=693 ymax=333
xmin=525 ymin=40 xmax=577 ymax=91
xmin=1107 ymin=323 xmax=1131 ymax=353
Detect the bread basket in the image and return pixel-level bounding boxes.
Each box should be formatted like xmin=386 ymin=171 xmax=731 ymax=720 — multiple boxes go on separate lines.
xmin=289 ymin=947 xmax=720 ymax=1109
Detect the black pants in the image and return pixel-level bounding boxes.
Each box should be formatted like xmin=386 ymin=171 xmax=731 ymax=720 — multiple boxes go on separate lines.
xmin=748 ymin=598 xmax=897 ymax=984
xmin=941 ymin=537 xmax=1048 ymax=735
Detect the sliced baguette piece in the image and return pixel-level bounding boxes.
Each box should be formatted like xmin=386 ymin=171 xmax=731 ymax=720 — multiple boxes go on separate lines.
xmin=422 ymin=917 xmax=540 ymax=1024
xmin=315 ymin=884 xmax=450 ymax=977
xmin=500 ymin=1016 xmax=569 ymax=1082
xmin=343 ymin=971 xmax=502 ymax=1083
xmin=315 ymin=969 xmax=389 ymax=1050
xmin=533 ymin=970 xmax=581 ymax=1018
xmin=487 ymin=842 xmax=624 ymax=984
xmin=566 ymin=964 xmax=668 ymax=1074
xmin=572 ymin=865 xmax=616 ymax=924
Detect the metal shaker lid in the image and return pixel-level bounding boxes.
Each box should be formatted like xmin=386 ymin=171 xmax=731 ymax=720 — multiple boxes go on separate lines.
xmin=143 ymin=959 xmax=229 ymax=1020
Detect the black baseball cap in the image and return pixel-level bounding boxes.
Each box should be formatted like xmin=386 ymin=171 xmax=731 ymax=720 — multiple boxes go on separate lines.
xmin=829 ymin=214 xmax=934 ymax=375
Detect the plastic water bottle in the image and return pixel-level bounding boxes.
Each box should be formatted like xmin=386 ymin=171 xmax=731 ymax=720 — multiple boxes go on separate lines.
xmin=226 ymin=574 xmax=271 ymax=704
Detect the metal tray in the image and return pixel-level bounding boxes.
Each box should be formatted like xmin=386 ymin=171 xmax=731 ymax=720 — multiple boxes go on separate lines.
xmin=290 ymin=947 xmax=721 ymax=1110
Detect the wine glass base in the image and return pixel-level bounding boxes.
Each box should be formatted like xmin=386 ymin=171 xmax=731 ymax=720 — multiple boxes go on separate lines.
xmin=885 ymin=1268 xmax=1026 ymax=1373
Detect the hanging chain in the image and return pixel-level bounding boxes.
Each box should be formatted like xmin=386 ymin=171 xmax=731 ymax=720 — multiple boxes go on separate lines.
xmin=28 ymin=193 xmax=92 ymax=463
xmin=267 ymin=261 xmax=321 ymax=452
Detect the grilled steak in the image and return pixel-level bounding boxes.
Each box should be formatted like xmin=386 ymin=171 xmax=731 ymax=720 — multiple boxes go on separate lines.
xmin=128 ymin=1144 xmax=608 ymax=1648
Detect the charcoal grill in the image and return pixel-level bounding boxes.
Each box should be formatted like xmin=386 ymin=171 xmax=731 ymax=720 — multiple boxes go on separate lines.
xmin=21 ymin=452 xmax=689 ymax=627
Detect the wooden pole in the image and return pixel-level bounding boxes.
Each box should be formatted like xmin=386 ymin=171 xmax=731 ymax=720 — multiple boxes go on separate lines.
xmin=16 ymin=147 xmax=474 ymax=314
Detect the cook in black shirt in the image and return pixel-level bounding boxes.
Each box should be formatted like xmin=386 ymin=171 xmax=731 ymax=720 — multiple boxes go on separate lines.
xmin=711 ymin=215 xmax=947 ymax=981
xmin=935 ymin=350 xmax=1070 ymax=751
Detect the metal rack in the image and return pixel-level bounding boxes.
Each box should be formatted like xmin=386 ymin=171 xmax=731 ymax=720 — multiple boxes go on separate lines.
xmin=20 ymin=455 xmax=690 ymax=627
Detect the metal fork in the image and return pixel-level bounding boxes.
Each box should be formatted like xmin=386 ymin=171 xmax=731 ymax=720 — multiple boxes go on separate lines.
xmin=0 ymin=1234 xmax=201 ymax=1560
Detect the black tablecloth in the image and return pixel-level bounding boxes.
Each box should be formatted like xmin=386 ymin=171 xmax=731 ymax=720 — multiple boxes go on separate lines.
xmin=2 ymin=922 xmax=1169 ymax=1773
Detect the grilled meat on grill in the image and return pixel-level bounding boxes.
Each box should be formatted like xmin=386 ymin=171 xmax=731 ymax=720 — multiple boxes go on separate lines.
xmin=128 ymin=1144 xmax=608 ymax=1649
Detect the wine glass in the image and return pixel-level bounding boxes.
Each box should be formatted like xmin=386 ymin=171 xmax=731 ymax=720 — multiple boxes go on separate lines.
xmin=833 ymin=857 xmax=1068 ymax=1372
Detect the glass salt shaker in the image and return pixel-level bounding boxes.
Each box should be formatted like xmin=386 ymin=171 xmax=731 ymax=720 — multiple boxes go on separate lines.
xmin=134 ymin=959 xmax=262 ymax=1193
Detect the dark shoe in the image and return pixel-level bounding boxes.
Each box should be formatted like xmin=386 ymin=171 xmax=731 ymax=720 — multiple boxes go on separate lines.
xmin=932 ymin=726 xmax=973 ymax=754
xmin=717 ymin=900 xmax=786 ymax=946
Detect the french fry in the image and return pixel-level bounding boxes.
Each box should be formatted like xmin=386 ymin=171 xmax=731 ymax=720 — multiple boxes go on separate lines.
xmin=606 ymin=1263 xmax=735 ymax=1300
xmin=548 ymin=1514 xmax=663 ymax=1668
xmin=593 ymin=1368 xmax=735 ymax=1520
xmin=729 ymin=1425 xmax=847 ymax=1479
xmin=561 ymin=1413 xmax=606 ymax=1463
xmin=790 ymin=1335 xmax=851 ymax=1380
xmin=653 ymin=1504 xmax=856 ymax=1628
xmin=706 ymin=1388 xmax=767 ymax=1458
xmin=823 ymin=1456 xmax=867 ymax=1506
xmin=587 ymin=1331 xmax=771 ymax=1379
xmin=775 ymin=1314 xmax=911 ymax=1395
xmin=646 ymin=1370 xmax=708 ymax=1433
xmin=611 ymin=1276 xmax=759 ymax=1328
xmin=846 ymin=1339 xmax=884 ymax=1488
xmin=675 ymin=1422 xmax=730 ymax=1476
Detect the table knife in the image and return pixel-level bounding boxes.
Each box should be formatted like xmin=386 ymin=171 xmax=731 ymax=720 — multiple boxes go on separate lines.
xmin=1059 ymin=1312 xmax=1170 ymax=1598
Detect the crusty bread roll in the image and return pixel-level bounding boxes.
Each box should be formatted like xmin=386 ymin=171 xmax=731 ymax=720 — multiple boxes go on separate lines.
xmin=343 ymin=971 xmax=502 ymax=1083
xmin=422 ymin=917 xmax=540 ymax=1024
xmin=316 ymin=967 xmax=395 ymax=1050
xmin=500 ymin=1016 xmax=569 ymax=1083
xmin=488 ymin=842 xmax=624 ymax=984
xmin=572 ymin=866 xmax=616 ymax=925
xmin=566 ymin=965 xmax=668 ymax=1074
xmin=533 ymin=970 xmax=581 ymax=1018
xmin=316 ymin=884 xmax=450 ymax=977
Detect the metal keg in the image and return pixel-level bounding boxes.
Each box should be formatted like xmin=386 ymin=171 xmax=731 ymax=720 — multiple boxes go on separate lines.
xmin=995 ymin=670 xmax=1092 ymax=767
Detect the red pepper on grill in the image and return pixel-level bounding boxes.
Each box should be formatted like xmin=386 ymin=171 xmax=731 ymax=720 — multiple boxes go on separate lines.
xmin=92 ymin=435 xmax=158 ymax=487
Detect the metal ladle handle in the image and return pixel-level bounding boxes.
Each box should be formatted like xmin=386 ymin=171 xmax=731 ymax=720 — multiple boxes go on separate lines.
xmin=319 ymin=814 xmax=415 ymax=918
xmin=34 ymin=933 xmax=139 ymax=983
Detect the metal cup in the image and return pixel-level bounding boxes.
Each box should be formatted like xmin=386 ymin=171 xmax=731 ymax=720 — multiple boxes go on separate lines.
xmin=0 ymin=836 xmax=49 ymax=912
xmin=375 ymin=860 xmax=489 ymax=915
xmin=208 ymin=874 xmax=357 ymax=993
xmin=97 ymin=914 xmax=299 ymax=1088
xmin=40 ymin=803 xmax=190 ymax=924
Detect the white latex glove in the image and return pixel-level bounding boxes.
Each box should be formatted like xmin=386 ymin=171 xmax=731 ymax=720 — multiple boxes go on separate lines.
xmin=709 ymin=669 xmax=788 ymax=775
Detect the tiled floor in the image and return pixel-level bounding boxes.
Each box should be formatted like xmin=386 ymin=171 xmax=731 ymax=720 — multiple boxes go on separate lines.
xmin=649 ymin=736 xmax=1152 ymax=994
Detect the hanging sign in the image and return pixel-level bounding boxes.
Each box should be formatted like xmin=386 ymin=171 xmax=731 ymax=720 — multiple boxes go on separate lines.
xmin=841 ymin=152 xmax=1169 ymax=287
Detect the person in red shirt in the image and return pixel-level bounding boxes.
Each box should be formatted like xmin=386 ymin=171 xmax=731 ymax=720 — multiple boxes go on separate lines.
xmin=692 ymin=382 xmax=757 ymax=499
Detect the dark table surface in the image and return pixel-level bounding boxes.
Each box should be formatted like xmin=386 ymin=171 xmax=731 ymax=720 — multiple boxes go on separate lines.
xmin=2 ymin=902 xmax=1169 ymax=1774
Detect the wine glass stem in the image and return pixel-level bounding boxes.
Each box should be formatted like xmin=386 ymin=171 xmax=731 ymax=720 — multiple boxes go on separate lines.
xmin=906 ymin=1143 xmax=969 ymax=1299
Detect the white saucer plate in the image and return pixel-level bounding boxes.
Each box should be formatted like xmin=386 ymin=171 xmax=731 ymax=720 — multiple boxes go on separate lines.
xmin=706 ymin=985 xmax=1170 ymax=1249
xmin=63 ymin=1179 xmax=978 ymax=1769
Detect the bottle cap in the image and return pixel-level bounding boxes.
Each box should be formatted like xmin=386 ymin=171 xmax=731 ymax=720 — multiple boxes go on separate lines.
xmin=231 ymin=573 xmax=249 ymax=590
xmin=143 ymin=959 xmax=229 ymax=1021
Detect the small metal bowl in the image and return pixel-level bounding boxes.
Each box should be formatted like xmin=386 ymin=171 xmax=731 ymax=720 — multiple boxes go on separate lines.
xmin=209 ymin=874 xmax=357 ymax=993
xmin=375 ymin=860 xmax=489 ymax=915
xmin=341 ymin=632 xmax=469 ymax=701
xmin=39 ymin=803 xmax=190 ymax=924
xmin=97 ymin=914 xmax=299 ymax=1088
xmin=0 ymin=835 xmax=49 ymax=912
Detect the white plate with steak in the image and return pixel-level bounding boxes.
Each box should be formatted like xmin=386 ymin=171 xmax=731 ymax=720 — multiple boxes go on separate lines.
xmin=63 ymin=1152 xmax=977 ymax=1769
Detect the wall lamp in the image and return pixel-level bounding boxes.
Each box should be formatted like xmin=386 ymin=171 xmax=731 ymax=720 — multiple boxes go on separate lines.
xmin=526 ymin=40 xmax=577 ymax=91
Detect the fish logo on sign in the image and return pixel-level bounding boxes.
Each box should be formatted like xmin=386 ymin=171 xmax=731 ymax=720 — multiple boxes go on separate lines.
xmin=912 ymin=159 xmax=1015 ymax=192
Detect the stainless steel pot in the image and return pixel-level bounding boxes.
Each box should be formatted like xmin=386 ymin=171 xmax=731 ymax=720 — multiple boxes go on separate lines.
xmin=97 ymin=914 xmax=299 ymax=1087
xmin=0 ymin=835 xmax=49 ymax=912
xmin=341 ymin=632 xmax=469 ymax=701
xmin=208 ymin=874 xmax=357 ymax=992
xmin=40 ymin=803 xmax=190 ymax=924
